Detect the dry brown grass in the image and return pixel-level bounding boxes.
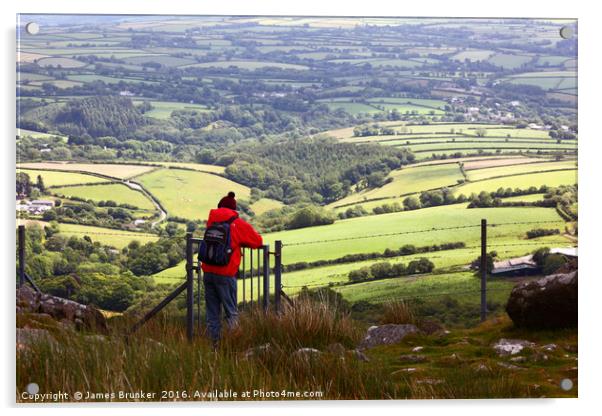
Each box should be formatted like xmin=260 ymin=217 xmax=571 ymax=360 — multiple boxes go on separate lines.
xmin=380 ymin=300 xmax=415 ymax=325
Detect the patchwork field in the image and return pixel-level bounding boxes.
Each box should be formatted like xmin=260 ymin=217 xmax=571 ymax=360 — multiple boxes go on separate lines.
xmin=136 ymin=168 xmax=251 ymax=221
xmin=51 ymin=183 xmax=156 ymax=210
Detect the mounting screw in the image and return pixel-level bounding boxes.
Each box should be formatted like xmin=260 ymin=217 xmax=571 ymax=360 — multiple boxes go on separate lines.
xmin=25 ymin=22 xmax=40 ymax=35
xmin=559 ymin=26 xmax=574 ymax=40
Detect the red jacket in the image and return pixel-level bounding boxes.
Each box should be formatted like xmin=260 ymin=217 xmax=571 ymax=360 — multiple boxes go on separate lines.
xmin=201 ymin=207 xmax=263 ymax=277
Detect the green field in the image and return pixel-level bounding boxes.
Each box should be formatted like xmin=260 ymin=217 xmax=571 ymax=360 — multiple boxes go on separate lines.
xmin=373 ymin=104 xmax=445 ymax=115
xmin=133 ymin=100 xmax=211 ymax=119
xmin=277 ymin=238 xmax=568 ymax=295
xmin=18 ymin=169 xmax=108 ymax=187
xmin=154 ymin=205 xmax=567 ymax=287
xmin=182 ymin=60 xmax=309 ymax=70
xmin=536 ymin=56 xmax=572 ymax=66
xmin=452 ymin=49 xmax=495 ymax=61
xmin=18 ymin=72 xmax=54 ymax=82
xmin=317 ymin=101 xmax=382 ymax=115
xmin=333 ymin=123 xmax=508 ymax=140
xmin=466 ymin=160 xmax=577 ymax=182
xmin=414 ymin=148 xmax=573 ymax=161
xmin=136 ymin=161 xmax=225 ymax=174
xmin=501 ymin=193 xmax=546 ymax=202
xmin=67 ymin=74 xmax=158 ymax=85
xmin=330 ymin=163 xmax=464 ymax=208
xmin=17 ymin=129 xmax=67 ymax=141
xmin=366 ymin=97 xmax=447 ymax=109
xmin=504 ymin=72 xmax=577 ymax=91
xmin=455 ymin=170 xmax=577 ymax=195
xmin=335 ymin=271 xmax=513 ymax=305
xmin=55 ymin=223 xmax=158 ymax=249
xmin=52 ymin=183 xmax=156 ymax=210
xmin=250 ymin=198 xmax=285 ymax=215
xmin=462 ymin=128 xmax=553 ymax=139
xmin=329 ymin=58 xmax=423 ymax=68
xmin=487 ymin=54 xmax=532 ymax=69
xmin=264 ymin=204 xmax=565 ymax=264
xmin=396 ymin=141 xmax=577 ymax=153
xmin=36 ymin=57 xmax=87 ymax=68
xmin=136 ymin=168 xmax=251 ymax=221
xmin=18 ymin=163 xmax=157 ymax=179
xmin=123 ymin=55 xmax=197 ymax=67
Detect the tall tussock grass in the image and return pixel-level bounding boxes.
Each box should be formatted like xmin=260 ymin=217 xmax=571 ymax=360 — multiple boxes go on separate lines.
xmin=380 ymin=300 xmax=415 ymax=325
xmin=226 ymin=295 xmax=363 ymax=352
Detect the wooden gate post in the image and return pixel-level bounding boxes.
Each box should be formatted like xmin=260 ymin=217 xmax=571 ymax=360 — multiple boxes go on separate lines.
xmin=262 ymin=245 xmax=270 ymax=311
xmin=185 ymin=232 xmax=194 ymax=342
xmin=274 ymin=241 xmax=282 ymax=313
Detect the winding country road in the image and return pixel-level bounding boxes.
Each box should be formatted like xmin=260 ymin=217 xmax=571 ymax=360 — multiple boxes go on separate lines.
xmin=124 ymin=180 xmax=167 ymax=227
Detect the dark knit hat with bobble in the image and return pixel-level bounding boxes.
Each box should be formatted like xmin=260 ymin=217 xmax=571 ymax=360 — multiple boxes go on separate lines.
xmin=217 ymin=191 xmax=237 ymax=210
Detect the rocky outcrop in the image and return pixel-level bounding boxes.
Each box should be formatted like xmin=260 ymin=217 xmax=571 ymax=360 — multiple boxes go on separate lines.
xmin=16 ymin=286 xmax=107 ymax=333
xmin=506 ymin=271 xmax=577 ymax=329
xmin=358 ymin=324 xmax=419 ymax=350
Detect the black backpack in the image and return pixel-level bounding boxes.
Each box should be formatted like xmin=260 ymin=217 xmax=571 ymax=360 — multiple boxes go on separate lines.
xmin=198 ymin=214 xmax=238 ymax=266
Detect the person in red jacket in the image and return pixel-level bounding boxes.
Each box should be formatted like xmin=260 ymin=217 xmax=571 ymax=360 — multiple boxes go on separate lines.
xmin=201 ymin=191 xmax=263 ymax=345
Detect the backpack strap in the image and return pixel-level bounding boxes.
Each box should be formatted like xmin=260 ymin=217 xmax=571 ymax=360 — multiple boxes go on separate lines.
xmin=225 ymin=214 xmax=239 ymax=224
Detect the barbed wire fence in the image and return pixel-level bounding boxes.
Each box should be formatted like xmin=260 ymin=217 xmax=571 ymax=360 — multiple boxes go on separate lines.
xmin=17 ymin=218 xmax=576 ymax=339
xmin=276 ymin=219 xmax=575 ymax=322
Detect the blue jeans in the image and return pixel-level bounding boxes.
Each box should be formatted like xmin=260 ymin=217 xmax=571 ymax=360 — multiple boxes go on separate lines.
xmin=203 ymin=272 xmax=239 ymax=342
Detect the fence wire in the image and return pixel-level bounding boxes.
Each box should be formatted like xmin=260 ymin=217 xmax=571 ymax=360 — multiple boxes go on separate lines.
xmin=283 ymin=220 xmax=572 ymax=248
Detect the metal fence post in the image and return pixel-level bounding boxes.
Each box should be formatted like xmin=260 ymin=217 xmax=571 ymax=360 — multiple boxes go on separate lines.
xmin=18 ymin=225 xmax=25 ymax=288
xmin=197 ymin=265 xmax=202 ymax=331
xmin=480 ymin=219 xmax=487 ymax=322
xmin=242 ymin=247 xmax=246 ymax=306
xmin=185 ymin=232 xmax=194 ymax=342
xmin=257 ymin=249 xmax=261 ymax=303
xmin=262 ymin=245 xmax=270 ymax=311
xmin=274 ymin=240 xmax=282 ymax=313
xmin=250 ymin=249 xmax=254 ymax=306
